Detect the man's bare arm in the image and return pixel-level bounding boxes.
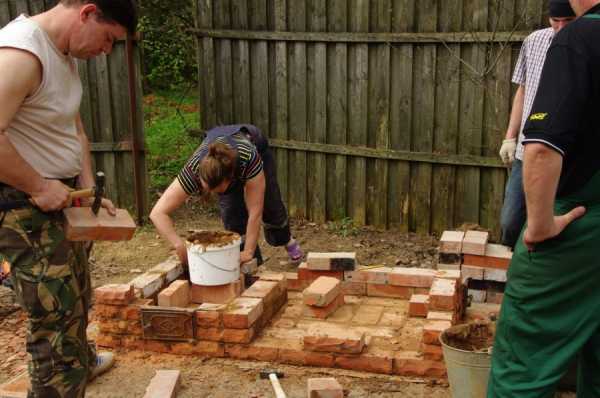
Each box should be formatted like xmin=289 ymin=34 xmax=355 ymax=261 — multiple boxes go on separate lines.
xmin=0 ymin=48 xmax=70 ymax=210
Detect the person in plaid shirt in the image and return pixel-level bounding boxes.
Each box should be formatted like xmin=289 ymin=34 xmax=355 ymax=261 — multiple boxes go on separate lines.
xmin=499 ymin=0 xmax=575 ymax=248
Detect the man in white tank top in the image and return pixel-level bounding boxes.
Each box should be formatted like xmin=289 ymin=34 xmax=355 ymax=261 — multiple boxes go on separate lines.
xmin=0 ymin=1 xmax=137 ymax=397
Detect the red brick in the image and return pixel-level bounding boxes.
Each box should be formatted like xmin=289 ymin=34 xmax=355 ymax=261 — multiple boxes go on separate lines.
xmin=366 ymin=284 xmax=412 ymax=299
xmin=303 ymin=294 xmax=345 ymax=319
xmin=423 ymin=320 xmax=452 ymax=345
xmin=258 ymin=271 xmax=288 ymax=289
xmin=484 ymin=268 xmax=507 ymax=283
xmin=142 ymin=370 xmax=180 ymax=398
xmin=463 ymin=254 xmax=510 ymax=270
xmin=129 ymin=321 xmax=143 ymax=336
xmin=131 ymin=271 xmax=165 ymax=299
xmin=341 ymin=281 xmax=366 ymax=296
xmin=486 ymin=291 xmax=504 ymax=304
xmin=197 ymin=327 xmax=224 ymax=342
xmin=157 ymin=280 xmax=190 ymax=308
xmin=94 ymin=304 xmax=123 ymax=319
xmin=123 ymin=299 xmax=153 ymax=320
xmin=303 ymin=277 xmax=341 ymax=307
xmin=303 ymin=325 xmax=365 ymax=354
xmin=242 ymin=280 xmax=280 ymax=303
xmin=462 ymin=230 xmax=489 ymax=255
xmin=222 ymin=297 xmax=263 ymax=329
xmin=170 ymin=341 xmax=225 ymax=357
xmin=95 ymin=284 xmax=134 ymax=305
xmin=307 ymin=378 xmax=344 ymax=398
xmin=388 ymin=268 xmax=435 ymax=287
xmin=121 ymin=336 xmax=145 ymax=351
xmin=143 ymin=340 xmax=172 ymax=353
xmin=393 ymin=356 xmax=447 ymax=378
xmin=196 ymin=303 xmax=225 ymax=328
xmin=461 ymin=265 xmax=484 ymax=283
xmin=98 ymin=319 xmax=130 ymax=335
xmin=335 ymin=353 xmax=393 ymax=374
xmin=225 ymin=344 xmax=278 ymax=361
xmin=421 ymin=343 xmax=444 ymax=361
xmin=426 ymin=311 xmax=453 ymax=323
xmin=222 ymin=327 xmax=255 ymax=344
xmin=298 ymin=263 xmax=344 ymax=282
xmin=439 ymin=230 xmax=464 ymax=254
xmin=434 ymin=269 xmax=461 ymax=281
xmin=63 ymin=207 xmax=136 ymax=242
xmin=305 ymin=352 xmax=336 ymax=368
xmin=278 ymin=348 xmax=307 ymax=365
xmin=429 ymin=278 xmax=457 ymax=311
xmin=190 ymin=280 xmax=242 ymax=304
xmin=306 ymin=252 xmax=356 ymax=271
xmin=408 ymin=294 xmax=430 ymax=318
xmin=96 ymin=334 xmax=121 ymax=348
xmin=285 ymin=272 xmax=307 ymax=291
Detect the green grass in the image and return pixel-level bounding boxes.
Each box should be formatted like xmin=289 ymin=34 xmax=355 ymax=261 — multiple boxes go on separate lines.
xmin=144 ymin=89 xmax=200 ymax=192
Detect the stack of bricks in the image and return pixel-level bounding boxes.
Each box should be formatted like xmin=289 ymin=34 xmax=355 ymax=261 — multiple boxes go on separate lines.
xmin=94 ymin=283 xmax=153 ymax=349
xmin=303 ymin=276 xmax=345 ymax=319
xmin=437 ymin=230 xmax=512 ymax=305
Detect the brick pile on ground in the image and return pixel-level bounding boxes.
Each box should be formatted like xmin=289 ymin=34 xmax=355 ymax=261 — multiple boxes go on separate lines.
xmin=437 ymin=230 xmax=511 ymax=305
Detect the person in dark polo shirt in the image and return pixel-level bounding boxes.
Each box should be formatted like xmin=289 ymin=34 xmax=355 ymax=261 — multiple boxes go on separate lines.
xmin=488 ymin=0 xmax=600 ymax=396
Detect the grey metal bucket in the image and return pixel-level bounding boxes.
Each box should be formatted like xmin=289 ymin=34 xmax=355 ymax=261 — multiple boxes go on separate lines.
xmin=440 ymin=328 xmax=492 ymax=398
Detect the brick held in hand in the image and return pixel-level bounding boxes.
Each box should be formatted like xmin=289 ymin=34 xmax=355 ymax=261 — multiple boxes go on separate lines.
xmin=306 ymin=252 xmax=356 ymax=271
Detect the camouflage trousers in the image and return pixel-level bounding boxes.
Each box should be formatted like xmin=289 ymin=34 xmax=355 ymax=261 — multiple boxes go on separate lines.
xmin=0 ymin=187 xmax=96 ymax=398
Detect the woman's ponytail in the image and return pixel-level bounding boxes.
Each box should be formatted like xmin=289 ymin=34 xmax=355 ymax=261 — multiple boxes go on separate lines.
xmin=199 ymin=143 xmax=236 ymax=189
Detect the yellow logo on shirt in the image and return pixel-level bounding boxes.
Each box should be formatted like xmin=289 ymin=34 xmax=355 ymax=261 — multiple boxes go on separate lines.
xmin=529 ymin=113 xmax=548 ymax=121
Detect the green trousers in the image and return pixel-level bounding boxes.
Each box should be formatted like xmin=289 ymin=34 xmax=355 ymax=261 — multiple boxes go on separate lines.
xmin=0 ymin=187 xmax=95 ymax=398
xmin=488 ymin=171 xmax=600 ymax=397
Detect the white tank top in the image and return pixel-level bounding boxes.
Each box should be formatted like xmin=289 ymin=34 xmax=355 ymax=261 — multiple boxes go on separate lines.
xmin=0 ymin=15 xmax=82 ymax=179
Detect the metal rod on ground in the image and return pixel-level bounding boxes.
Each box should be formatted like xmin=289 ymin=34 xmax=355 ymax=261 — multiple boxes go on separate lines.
xmin=268 ymin=373 xmax=286 ymax=398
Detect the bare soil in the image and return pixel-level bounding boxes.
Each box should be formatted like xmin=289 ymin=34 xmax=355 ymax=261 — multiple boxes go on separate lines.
xmin=0 ymin=201 xmax=576 ymax=397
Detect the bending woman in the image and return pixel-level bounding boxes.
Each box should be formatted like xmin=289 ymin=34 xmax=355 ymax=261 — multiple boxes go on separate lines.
xmin=150 ymin=124 xmax=303 ymax=266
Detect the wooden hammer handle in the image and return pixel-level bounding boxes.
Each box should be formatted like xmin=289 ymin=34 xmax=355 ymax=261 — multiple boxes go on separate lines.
xmin=69 ymin=188 xmax=95 ymax=200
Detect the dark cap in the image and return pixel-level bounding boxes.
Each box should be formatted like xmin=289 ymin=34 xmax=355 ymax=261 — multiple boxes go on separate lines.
xmin=549 ymin=0 xmax=575 ymax=18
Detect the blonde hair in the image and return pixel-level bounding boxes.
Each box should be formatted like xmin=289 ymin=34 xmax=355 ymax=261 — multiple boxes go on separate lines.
xmin=199 ymin=143 xmax=236 ymax=189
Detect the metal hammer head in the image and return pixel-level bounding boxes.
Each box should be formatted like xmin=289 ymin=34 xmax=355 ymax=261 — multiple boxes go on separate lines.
xmin=91 ymin=171 xmax=105 ymax=215
xmin=259 ymin=370 xmax=284 ymax=379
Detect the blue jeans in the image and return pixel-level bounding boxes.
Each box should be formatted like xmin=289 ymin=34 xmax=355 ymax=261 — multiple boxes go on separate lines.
xmin=500 ymin=159 xmax=526 ymax=248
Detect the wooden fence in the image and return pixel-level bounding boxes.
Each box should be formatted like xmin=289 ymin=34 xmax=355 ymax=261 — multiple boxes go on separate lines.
xmin=195 ymin=0 xmax=549 ymax=239
xmin=1 ymin=0 xmax=148 ymax=222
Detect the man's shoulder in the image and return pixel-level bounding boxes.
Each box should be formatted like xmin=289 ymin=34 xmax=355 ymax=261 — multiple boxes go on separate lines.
xmin=525 ymin=28 xmax=554 ymax=44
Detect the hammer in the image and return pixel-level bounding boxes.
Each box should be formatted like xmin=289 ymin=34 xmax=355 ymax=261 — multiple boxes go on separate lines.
xmin=259 ymin=369 xmax=286 ymax=398
xmin=69 ymin=171 xmax=105 ymax=215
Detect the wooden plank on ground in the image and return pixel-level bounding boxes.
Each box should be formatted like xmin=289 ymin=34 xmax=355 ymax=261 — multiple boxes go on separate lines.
xmin=287 ymin=0 xmax=307 ymax=218
xmin=307 ymin=0 xmax=327 ymax=223
xmin=347 ymin=0 xmax=368 ymax=226
xmin=388 ymin=0 xmax=415 ymax=231
xmin=326 ymin=0 xmax=348 ymax=221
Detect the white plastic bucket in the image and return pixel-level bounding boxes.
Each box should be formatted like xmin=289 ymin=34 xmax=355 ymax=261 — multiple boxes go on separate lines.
xmin=187 ymin=232 xmax=242 ymax=286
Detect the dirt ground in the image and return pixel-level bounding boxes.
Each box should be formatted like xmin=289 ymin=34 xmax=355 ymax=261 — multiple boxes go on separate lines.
xmin=0 ymin=201 xmax=576 ymax=397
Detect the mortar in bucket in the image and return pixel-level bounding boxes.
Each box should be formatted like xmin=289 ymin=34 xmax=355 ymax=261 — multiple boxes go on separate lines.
xmin=440 ymin=320 xmax=494 ymax=398
xmin=186 ymin=230 xmax=242 ymax=286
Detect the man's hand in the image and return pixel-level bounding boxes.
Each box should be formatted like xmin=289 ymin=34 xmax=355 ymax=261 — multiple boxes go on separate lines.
xmin=523 ymin=206 xmax=586 ymax=250
xmin=240 ymin=250 xmax=254 ymax=264
xmin=100 ymin=198 xmax=116 ymax=216
xmin=30 ymin=180 xmax=71 ymax=212
xmin=499 ymin=138 xmax=517 ymax=164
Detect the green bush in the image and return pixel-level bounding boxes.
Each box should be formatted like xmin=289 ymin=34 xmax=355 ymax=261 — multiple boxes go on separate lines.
xmin=139 ymin=0 xmax=197 ymax=90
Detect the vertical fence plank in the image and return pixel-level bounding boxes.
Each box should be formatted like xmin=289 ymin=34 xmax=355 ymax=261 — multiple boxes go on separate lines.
xmin=367 ymin=0 xmax=391 ymax=228
xmin=267 ymin=0 xmax=288 ymax=206
xmin=287 ymin=0 xmax=307 ymax=218
xmin=231 ymin=0 xmax=251 ymax=122
xmin=214 ymin=0 xmax=233 ymax=124
xmin=306 ymin=0 xmax=327 ymax=223
xmin=109 ymin=43 xmax=135 ymax=209
xmin=132 ymin=40 xmax=149 ymax=217
xmin=11 ymin=0 xmax=28 ymax=16
xmin=455 ymin=0 xmax=485 ymax=227
xmin=94 ymin=54 xmax=118 ymax=205
xmin=77 ymin=60 xmax=94 ymax=140
xmin=431 ymin=0 xmax=462 ymax=234
xmin=249 ymin=0 xmax=269 ymax=132
xmin=388 ymin=0 xmax=414 ymax=231
xmin=326 ymin=0 xmax=348 ymax=221
xmin=197 ymin=0 xmax=216 ymax=130
xmin=347 ymin=0 xmax=368 ymax=226
xmin=29 ymin=0 xmax=43 ymax=14
xmin=0 ymin=1 xmax=11 ymax=25
xmin=409 ymin=0 xmax=437 ymax=234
